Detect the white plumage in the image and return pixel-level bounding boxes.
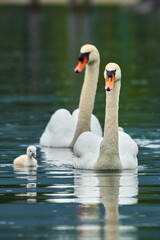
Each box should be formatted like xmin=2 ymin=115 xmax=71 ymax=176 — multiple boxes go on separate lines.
xmin=73 ymin=63 xmax=138 ymax=170
xmin=14 ymin=146 xmax=37 ymax=167
xmin=40 ymin=108 xmax=102 ymax=148
xmin=40 ymin=44 xmax=102 ymax=148
xmin=73 ymin=131 xmax=138 ymax=169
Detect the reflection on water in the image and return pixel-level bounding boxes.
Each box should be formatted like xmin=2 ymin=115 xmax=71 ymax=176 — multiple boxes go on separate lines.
xmin=14 ymin=166 xmax=37 ymax=203
xmin=0 ymin=4 xmax=160 ymax=240
xmin=0 ymin=148 xmax=139 ymax=239
xmin=99 ymin=173 xmax=120 ymax=240
xmin=74 ymin=170 xmax=138 ymax=240
xmin=41 ymin=148 xmax=138 ymax=240
xmin=41 ymin=147 xmax=73 ymax=167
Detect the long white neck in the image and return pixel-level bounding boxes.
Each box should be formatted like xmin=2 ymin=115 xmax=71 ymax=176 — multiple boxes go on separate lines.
xmin=71 ymin=60 xmax=99 ymax=146
xmin=95 ymin=80 xmax=122 ymax=169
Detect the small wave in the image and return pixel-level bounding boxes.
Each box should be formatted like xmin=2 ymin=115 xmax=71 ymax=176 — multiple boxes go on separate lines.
xmin=135 ymin=139 xmax=160 ymax=149
xmin=0 ymin=164 xmax=13 ymax=168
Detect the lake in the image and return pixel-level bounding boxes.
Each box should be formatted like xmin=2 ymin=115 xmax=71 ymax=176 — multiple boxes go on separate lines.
xmin=0 ymin=4 xmax=160 ymax=240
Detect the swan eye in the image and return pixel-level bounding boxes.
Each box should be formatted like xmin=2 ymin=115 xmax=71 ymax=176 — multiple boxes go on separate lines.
xmin=78 ymin=52 xmax=90 ymax=62
xmin=106 ymin=70 xmax=116 ymax=77
xmin=78 ymin=54 xmax=83 ymax=62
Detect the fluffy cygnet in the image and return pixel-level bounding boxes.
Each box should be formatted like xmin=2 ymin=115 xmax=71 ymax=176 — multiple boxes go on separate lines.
xmin=14 ymin=146 xmax=37 ymax=167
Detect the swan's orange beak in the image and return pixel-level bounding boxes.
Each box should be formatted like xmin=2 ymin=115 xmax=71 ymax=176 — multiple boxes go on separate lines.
xmin=105 ymin=73 xmax=115 ymax=91
xmin=74 ymin=56 xmax=88 ymax=73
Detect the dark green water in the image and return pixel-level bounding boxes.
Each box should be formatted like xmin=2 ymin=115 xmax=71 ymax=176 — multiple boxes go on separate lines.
xmin=0 ymin=5 xmax=160 ymax=240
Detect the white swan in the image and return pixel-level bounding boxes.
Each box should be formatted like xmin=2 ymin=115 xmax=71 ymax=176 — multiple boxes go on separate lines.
xmin=14 ymin=146 xmax=37 ymax=167
xmin=40 ymin=44 xmax=102 ymax=148
xmin=73 ymin=63 xmax=138 ymax=169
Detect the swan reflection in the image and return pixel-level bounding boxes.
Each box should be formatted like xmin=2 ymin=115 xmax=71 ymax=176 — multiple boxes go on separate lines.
xmin=14 ymin=166 xmax=37 ymax=203
xmin=74 ymin=169 xmax=138 ymax=240
xmin=41 ymin=147 xmax=138 ymax=239
xmin=41 ymin=146 xmax=73 ymax=167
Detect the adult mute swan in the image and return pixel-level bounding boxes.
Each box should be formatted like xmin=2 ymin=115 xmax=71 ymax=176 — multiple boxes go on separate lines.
xmin=73 ymin=63 xmax=138 ymax=169
xmin=40 ymin=44 xmax=102 ymax=148
xmin=14 ymin=146 xmax=37 ymax=167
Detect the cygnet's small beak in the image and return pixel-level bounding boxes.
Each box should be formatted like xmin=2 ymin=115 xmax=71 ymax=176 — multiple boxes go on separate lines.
xmin=105 ymin=73 xmax=115 ymax=91
xmin=31 ymin=153 xmax=36 ymax=158
xmin=74 ymin=56 xmax=88 ymax=73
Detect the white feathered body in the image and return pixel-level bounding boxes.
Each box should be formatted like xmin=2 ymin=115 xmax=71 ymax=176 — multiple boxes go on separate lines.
xmin=14 ymin=155 xmax=37 ymax=167
xmin=73 ymin=131 xmax=138 ymax=170
xmin=40 ymin=108 xmax=102 ymax=148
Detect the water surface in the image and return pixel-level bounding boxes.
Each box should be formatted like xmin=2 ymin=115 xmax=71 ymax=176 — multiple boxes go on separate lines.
xmin=0 ymin=5 xmax=160 ymax=240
